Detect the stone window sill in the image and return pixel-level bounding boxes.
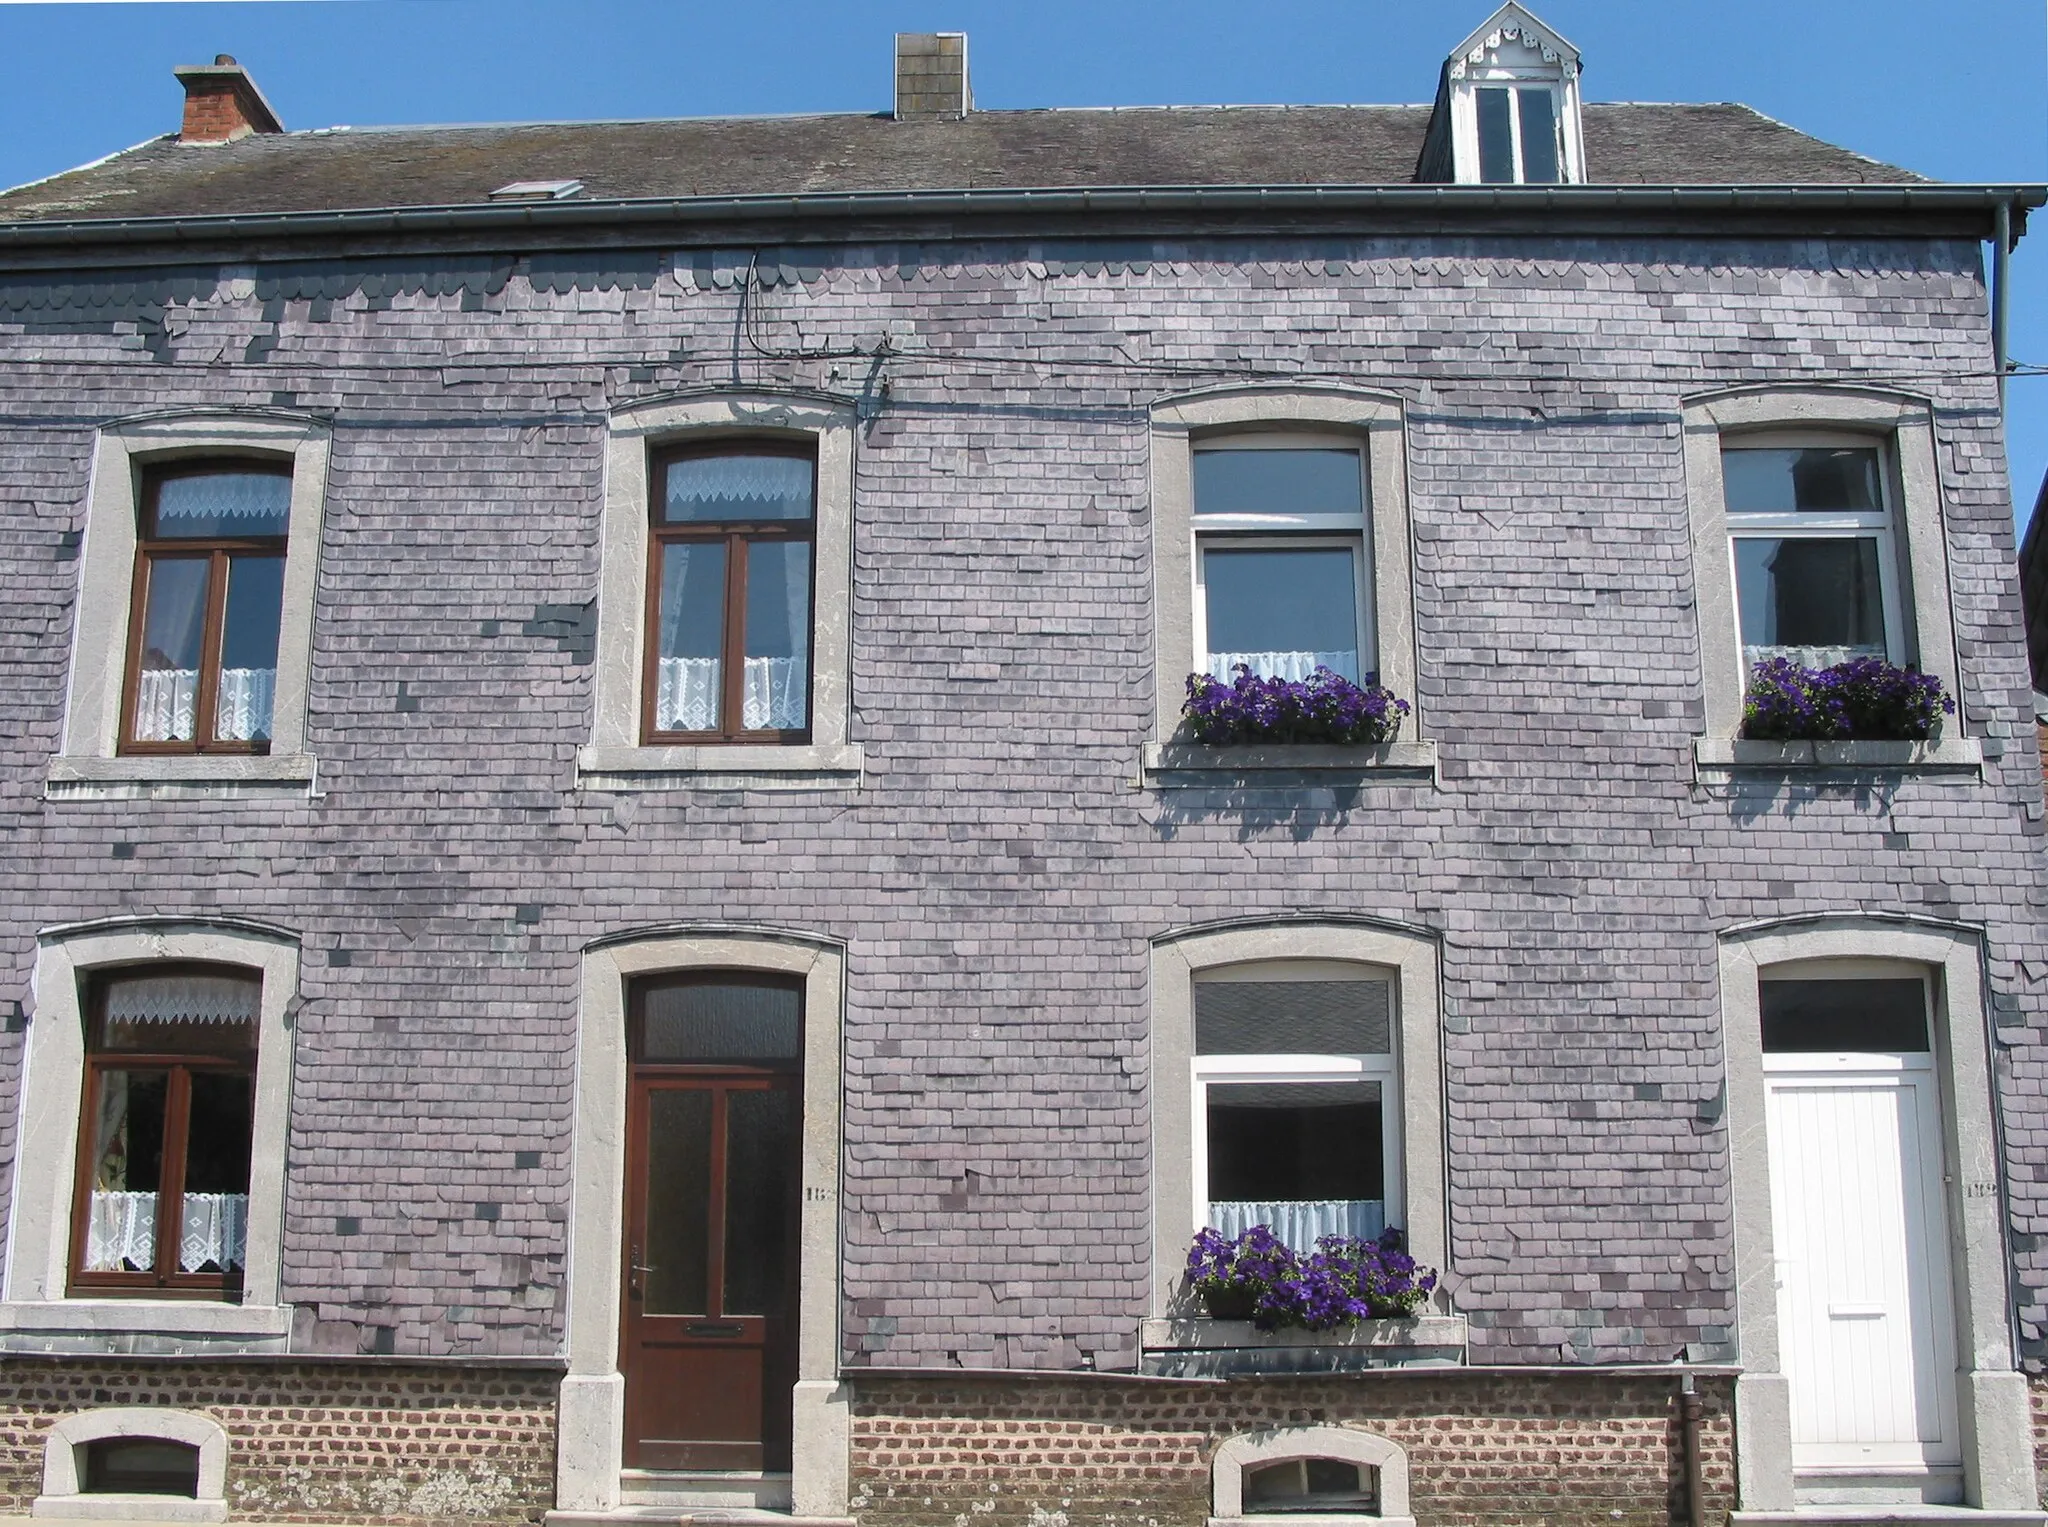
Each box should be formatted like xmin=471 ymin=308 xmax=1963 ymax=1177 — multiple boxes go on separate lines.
xmin=1694 ymin=737 xmax=1983 ymax=778
xmin=1142 ymin=740 xmax=1438 ymax=784
xmin=0 ymin=1300 xmax=291 ymax=1356
xmin=45 ymin=754 xmax=317 ymax=801
xmin=576 ymin=743 xmax=864 ymax=792
xmin=32 ymin=1496 xmax=227 ymax=1524
xmin=1138 ymin=1313 xmax=1467 ymax=1376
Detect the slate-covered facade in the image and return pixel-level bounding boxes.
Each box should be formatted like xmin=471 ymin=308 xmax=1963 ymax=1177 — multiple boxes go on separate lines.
xmin=2 ymin=7 xmax=2046 ymax=1525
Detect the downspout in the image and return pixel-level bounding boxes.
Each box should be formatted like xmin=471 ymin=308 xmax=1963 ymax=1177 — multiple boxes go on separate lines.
xmin=1678 ymin=1374 xmax=1705 ymax=1527
xmin=1994 ymin=197 xmax=2012 ymax=409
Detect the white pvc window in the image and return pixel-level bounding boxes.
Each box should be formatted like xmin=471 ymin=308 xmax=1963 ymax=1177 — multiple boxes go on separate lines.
xmin=1191 ymin=963 xmax=1401 ymax=1252
xmin=1476 ymin=84 xmax=1562 ymax=184
xmin=1191 ymin=438 xmax=1374 ymax=685
xmin=1722 ymin=433 xmax=1905 ymax=670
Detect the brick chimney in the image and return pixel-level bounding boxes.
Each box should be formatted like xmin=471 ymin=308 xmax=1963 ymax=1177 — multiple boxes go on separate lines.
xmin=894 ymin=33 xmax=971 ymax=120
xmin=174 ymin=54 xmax=284 ymax=144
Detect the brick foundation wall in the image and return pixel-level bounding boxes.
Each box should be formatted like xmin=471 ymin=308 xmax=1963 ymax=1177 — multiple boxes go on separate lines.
xmin=849 ymin=1371 xmax=1736 ymax=1527
xmin=0 ymin=1361 xmax=557 ymax=1525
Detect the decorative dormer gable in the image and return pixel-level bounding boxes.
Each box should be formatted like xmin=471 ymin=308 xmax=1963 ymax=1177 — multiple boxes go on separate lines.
xmin=1426 ymin=3 xmax=1586 ymax=185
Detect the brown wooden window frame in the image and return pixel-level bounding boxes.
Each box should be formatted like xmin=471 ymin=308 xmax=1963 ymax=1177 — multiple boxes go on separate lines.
xmin=118 ymin=460 xmax=292 ymax=757
xmin=66 ymin=965 xmax=257 ymax=1300
xmin=641 ymin=441 xmax=818 ymax=746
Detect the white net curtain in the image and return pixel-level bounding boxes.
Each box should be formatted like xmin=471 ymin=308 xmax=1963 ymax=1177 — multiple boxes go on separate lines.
xmin=85 ymin=1190 xmax=247 ymax=1274
xmin=85 ymin=972 xmax=256 ymax=1275
xmin=655 ymin=656 xmax=809 ymax=732
xmin=1206 ymin=649 xmax=1360 ymax=684
xmin=1742 ymin=644 xmax=1884 ymax=670
xmin=1208 ymin=1199 xmax=1386 ymax=1250
xmin=133 ymin=667 xmax=275 ymax=743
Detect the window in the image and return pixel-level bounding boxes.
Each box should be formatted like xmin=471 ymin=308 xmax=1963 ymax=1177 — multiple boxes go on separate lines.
xmin=121 ymin=465 xmax=290 ymax=754
xmin=1192 ymin=441 xmax=1373 ymax=686
xmin=1149 ymin=923 xmax=1444 ymax=1320
xmin=1722 ymin=440 xmax=1903 ymax=669
xmin=68 ymin=968 xmax=257 ymax=1297
xmin=1147 ymin=386 xmax=1424 ymax=767
xmin=82 ymin=1439 xmax=203 ymax=1498
xmin=1475 ymin=84 xmax=1561 ymax=184
xmin=1243 ymin=1458 xmax=1378 ymax=1515
xmin=35 ymin=1409 xmax=229 ymax=1523
xmin=1211 ymin=1426 xmax=1412 ymax=1526
xmin=644 ymin=446 xmax=816 ymax=744
xmin=585 ymin=395 xmax=858 ymax=788
xmin=1680 ymin=390 xmax=1963 ymax=747
xmin=1440 ymin=4 xmax=1584 ymax=186
xmin=56 ymin=413 xmax=328 ymax=794
xmin=1193 ymin=969 xmax=1400 ymax=1249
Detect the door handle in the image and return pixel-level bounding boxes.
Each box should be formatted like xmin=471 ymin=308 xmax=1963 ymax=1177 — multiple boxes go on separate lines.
xmin=628 ymin=1246 xmax=655 ymax=1300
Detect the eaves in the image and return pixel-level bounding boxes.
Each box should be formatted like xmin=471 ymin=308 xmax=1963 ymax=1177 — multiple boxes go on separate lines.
xmin=0 ymin=182 xmax=2039 ymax=273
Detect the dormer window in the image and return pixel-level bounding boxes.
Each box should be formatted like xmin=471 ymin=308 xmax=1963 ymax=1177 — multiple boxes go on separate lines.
xmin=1439 ymin=3 xmax=1584 ymax=185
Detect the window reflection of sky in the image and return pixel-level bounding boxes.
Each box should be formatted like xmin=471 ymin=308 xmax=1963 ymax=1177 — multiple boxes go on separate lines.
xmin=1204 ymin=547 xmax=1357 ymax=658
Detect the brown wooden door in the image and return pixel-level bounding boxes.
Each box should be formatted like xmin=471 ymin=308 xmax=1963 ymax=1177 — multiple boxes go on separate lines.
xmin=623 ymin=1065 xmax=800 ymax=1471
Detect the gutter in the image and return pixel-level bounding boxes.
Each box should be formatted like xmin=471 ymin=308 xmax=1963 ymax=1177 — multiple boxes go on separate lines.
xmin=0 ymin=182 xmax=2039 ymax=257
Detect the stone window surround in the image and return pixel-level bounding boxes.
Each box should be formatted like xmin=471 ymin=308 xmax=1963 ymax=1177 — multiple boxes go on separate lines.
xmin=1717 ymin=915 xmax=2033 ymax=1512
xmin=1682 ymin=387 xmax=1980 ymax=772
xmin=1146 ymin=385 xmax=1435 ymax=780
xmin=0 ymin=917 xmax=298 ymax=1352
xmin=49 ymin=410 xmax=330 ymax=800
xmin=1149 ymin=918 xmax=1446 ymax=1321
xmin=1210 ymin=1424 xmax=1414 ymax=1527
xmin=34 ymin=1406 xmax=229 ymax=1523
xmin=559 ymin=925 xmax=848 ymax=1519
xmin=581 ymin=391 xmax=861 ymax=791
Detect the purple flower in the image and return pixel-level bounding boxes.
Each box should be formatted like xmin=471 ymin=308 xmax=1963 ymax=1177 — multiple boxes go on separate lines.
xmin=1741 ymin=656 xmax=1953 ymax=742
xmin=1183 ymin=665 xmax=1410 ymax=747
xmin=1187 ymin=1223 xmax=1440 ymax=1330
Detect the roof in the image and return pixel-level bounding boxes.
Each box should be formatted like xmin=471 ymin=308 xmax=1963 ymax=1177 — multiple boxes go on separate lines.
xmin=0 ymin=102 xmax=1924 ymax=226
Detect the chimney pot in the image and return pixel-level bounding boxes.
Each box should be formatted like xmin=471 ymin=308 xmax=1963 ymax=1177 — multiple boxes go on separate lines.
xmin=174 ymin=55 xmax=284 ymax=144
xmin=894 ymin=32 xmax=971 ymax=121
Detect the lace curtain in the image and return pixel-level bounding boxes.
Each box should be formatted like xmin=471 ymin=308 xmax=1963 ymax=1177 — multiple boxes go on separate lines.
xmin=666 ymin=455 xmax=812 ymax=517
xmin=85 ymin=1191 xmax=247 ymax=1273
xmin=1205 ymin=649 xmax=1360 ymax=684
xmin=656 ymin=656 xmax=808 ymax=732
xmin=106 ymin=972 xmax=260 ymax=1026
xmin=158 ymin=473 xmax=291 ymax=525
xmin=1208 ymin=1198 xmax=1385 ymax=1250
xmin=133 ymin=667 xmax=275 ymax=742
xmin=1742 ymin=643 xmax=1886 ymax=670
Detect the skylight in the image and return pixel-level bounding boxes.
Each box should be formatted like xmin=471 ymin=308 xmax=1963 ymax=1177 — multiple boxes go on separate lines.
xmin=488 ymin=179 xmax=584 ymax=203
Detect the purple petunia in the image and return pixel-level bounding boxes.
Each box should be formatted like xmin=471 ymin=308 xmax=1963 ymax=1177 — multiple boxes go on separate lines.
xmin=1740 ymin=656 xmax=1954 ymax=743
xmin=1186 ymin=1224 xmax=1439 ymax=1332
xmin=1183 ymin=664 xmax=1410 ymax=746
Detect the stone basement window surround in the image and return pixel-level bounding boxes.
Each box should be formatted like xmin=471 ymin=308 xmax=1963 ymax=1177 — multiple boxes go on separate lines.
xmin=1145 ymin=385 xmax=1435 ymax=786
xmin=1210 ymin=1425 xmax=1415 ymax=1527
xmin=0 ymin=917 xmax=298 ymax=1355
xmin=34 ymin=1407 xmax=229 ymax=1523
xmin=1682 ymin=387 xmax=1983 ymax=780
xmin=47 ymin=411 xmax=330 ymax=802
xmin=579 ymin=391 xmax=861 ymax=792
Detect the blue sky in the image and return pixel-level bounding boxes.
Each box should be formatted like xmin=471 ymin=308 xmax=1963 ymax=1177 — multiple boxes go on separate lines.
xmin=1 ymin=0 xmax=2044 ymax=523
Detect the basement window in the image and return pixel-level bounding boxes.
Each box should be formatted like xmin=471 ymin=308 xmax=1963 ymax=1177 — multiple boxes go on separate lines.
xmin=1244 ymin=1457 xmax=1379 ymax=1514
xmin=82 ymin=1438 xmax=202 ymax=1497
xmin=488 ymin=178 xmax=583 ymax=202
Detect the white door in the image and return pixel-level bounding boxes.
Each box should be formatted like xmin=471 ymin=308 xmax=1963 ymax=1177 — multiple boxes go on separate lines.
xmin=1766 ymin=1056 xmax=1958 ymax=1470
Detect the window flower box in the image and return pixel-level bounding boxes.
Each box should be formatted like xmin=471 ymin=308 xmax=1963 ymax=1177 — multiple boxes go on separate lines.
xmin=1183 ymin=665 xmax=1410 ymax=747
xmin=1739 ymin=656 xmax=1953 ymax=743
xmin=1139 ymin=1313 xmax=1469 ymax=1377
